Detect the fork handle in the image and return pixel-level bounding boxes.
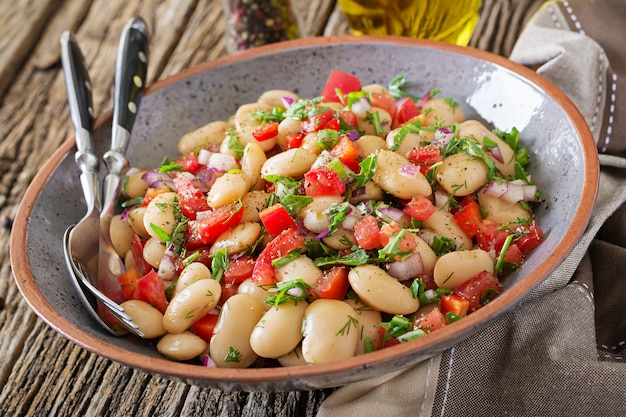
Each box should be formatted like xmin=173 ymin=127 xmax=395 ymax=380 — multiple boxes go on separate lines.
xmin=60 ymin=31 xmax=100 ymax=212
xmin=102 ymin=17 xmax=150 ymax=214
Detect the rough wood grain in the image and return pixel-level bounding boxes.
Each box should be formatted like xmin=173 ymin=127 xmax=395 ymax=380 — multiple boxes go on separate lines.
xmin=0 ymin=0 xmax=548 ymax=416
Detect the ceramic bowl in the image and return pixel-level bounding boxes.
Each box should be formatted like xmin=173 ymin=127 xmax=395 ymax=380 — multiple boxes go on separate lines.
xmin=11 ymin=36 xmax=598 ymax=391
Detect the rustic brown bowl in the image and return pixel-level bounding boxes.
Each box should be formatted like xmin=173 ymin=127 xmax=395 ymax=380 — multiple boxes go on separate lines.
xmin=11 ymin=36 xmax=598 ymax=391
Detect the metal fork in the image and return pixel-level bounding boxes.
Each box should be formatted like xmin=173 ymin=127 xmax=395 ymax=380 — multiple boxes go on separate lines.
xmin=60 ymin=28 xmax=145 ymax=338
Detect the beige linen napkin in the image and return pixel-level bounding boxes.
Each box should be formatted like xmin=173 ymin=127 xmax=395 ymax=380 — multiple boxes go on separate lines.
xmin=318 ymin=1 xmax=626 ymax=415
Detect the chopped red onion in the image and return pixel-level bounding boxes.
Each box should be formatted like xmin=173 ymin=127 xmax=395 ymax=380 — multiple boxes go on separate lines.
xmin=432 ymin=127 xmax=454 ymax=148
xmin=158 ymin=245 xmax=177 ymax=281
xmin=346 ymin=129 xmax=360 ymax=141
xmin=399 ymin=164 xmax=420 ymax=179
xmin=282 ymin=96 xmax=295 ymax=107
xmin=395 ymin=96 xmax=409 ymax=109
xmin=120 ymin=206 xmax=133 ymax=221
xmin=490 ymin=145 xmax=504 ymax=163
xmin=434 ymin=191 xmax=450 ymax=208
xmin=142 ymin=170 xmax=175 ymax=189
xmin=208 ymin=153 xmax=237 ymax=172
xmin=196 ymin=167 xmax=220 ymax=189
xmin=378 ymin=207 xmax=405 ymax=223
xmin=202 ymin=354 xmax=217 ymax=368
xmin=197 ymin=149 xmax=212 ymax=165
xmin=416 ymin=90 xmax=433 ymax=108
xmin=386 ymin=252 xmax=425 ymax=281
xmin=483 ymin=180 xmax=537 ymax=203
xmin=351 ymin=96 xmax=371 ymax=117
xmin=315 ymin=228 xmax=330 ymax=240
xmin=417 ymin=229 xmax=436 ymax=246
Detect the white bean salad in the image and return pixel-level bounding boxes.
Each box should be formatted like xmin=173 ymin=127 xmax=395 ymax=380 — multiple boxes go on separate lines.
xmin=110 ymin=71 xmax=545 ymax=367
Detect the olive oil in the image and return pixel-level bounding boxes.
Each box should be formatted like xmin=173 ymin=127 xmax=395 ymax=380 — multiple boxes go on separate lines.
xmin=337 ymin=0 xmax=482 ymax=46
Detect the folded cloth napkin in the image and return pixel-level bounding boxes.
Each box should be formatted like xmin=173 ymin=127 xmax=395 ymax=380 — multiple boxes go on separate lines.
xmin=317 ymin=1 xmax=626 ymax=415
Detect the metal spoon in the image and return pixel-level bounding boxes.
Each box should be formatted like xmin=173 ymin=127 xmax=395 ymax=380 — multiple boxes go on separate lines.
xmin=59 ymin=30 xmax=130 ymax=336
xmin=97 ymin=16 xmax=149 ymax=304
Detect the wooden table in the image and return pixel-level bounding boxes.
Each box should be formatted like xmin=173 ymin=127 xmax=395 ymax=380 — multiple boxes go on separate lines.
xmin=0 ymin=0 xmax=545 ymax=415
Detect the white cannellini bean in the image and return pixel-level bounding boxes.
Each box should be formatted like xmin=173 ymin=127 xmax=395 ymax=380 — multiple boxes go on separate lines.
xmin=235 ymin=103 xmax=277 ymax=152
xmin=457 ymin=120 xmax=516 ymax=178
xmin=177 ymin=120 xmax=229 ymax=155
xmin=422 ymin=98 xmax=465 ymax=127
xmin=354 ymin=135 xmax=387 ymax=157
xmin=299 ymin=132 xmax=323 ymax=156
xmin=349 ymin=180 xmax=385 ymax=204
xmin=120 ymin=300 xmax=167 ymax=339
xmin=344 ymin=298 xmax=382 ymax=356
xmin=206 ymin=172 xmax=249 ymax=208
xmin=322 ymin=226 xmax=357 ymax=251
xmin=433 ymin=249 xmax=495 ymax=289
xmin=127 ymin=206 xmax=149 ymax=238
xmin=373 ymin=150 xmax=432 ymax=199
xmin=275 ymin=256 xmax=323 ymax=287
xmin=173 ymin=262 xmax=212 ymax=296
xmin=240 ymin=190 xmax=270 ymax=223
xmin=143 ymin=192 xmax=177 ymax=241
xmin=299 ymin=196 xmax=343 ymax=233
xmin=237 ymin=279 xmax=271 ymax=309
xmin=142 ymin=236 xmax=166 ymax=269
xmin=410 ymin=234 xmax=439 ymax=273
xmin=257 ymin=89 xmax=299 ymax=109
xmin=356 ymin=106 xmax=392 ymax=137
xmin=276 ymin=118 xmax=303 ymax=151
xmin=436 ymin=152 xmax=490 ymax=196
xmin=301 ymin=299 xmax=358 ymax=364
xmin=261 ymin=148 xmax=317 ymax=179
xmin=209 ymin=294 xmax=266 ymax=368
xmin=209 ymin=222 xmax=262 ymax=256
xmin=277 ymin=346 xmax=308 ymax=367
xmin=240 ymin=142 xmax=267 ymax=188
xmin=109 ymin=214 xmax=135 ymax=258
xmin=348 ymin=264 xmax=420 ymax=315
xmin=250 ymin=299 xmax=308 ymax=358
xmin=163 ymin=279 xmax=222 ymax=334
xmin=477 ymin=189 xmax=531 ymax=225
xmin=361 ymin=83 xmax=388 ymax=94
xmin=386 ymin=129 xmax=424 ymax=156
xmin=157 ymin=331 xmax=208 ymax=361
xmin=422 ymin=209 xmax=473 ymax=250
xmin=124 ymin=169 xmax=149 ymax=199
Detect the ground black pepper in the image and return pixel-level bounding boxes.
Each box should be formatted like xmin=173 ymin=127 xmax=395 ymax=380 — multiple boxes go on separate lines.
xmin=223 ymin=0 xmax=300 ymax=53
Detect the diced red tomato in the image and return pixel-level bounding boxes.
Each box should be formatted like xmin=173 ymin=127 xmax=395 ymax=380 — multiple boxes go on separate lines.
xmin=394 ymin=97 xmax=420 ymax=127
xmin=133 ymin=269 xmax=169 ymax=313
xmin=130 ymin=235 xmax=153 ymax=276
xmin=379 ymin=221 xmax=403 ymax=247
xmin=378 ymin=326 xmax=401 ymax=349
xmin=192 ymin=313 xmax=219 ymax=343
xmin=514 ymin=220 xmax=544 ymax=255
xmin=413 ymin=307 xmax=447 ymax=333
xmin=302 ymin=109 xmax=335 ymax=133
xmin=219 ymin=281 xmax=239 ymax=305
xmin=195 ymin=201 xmax=243 ymax=245
xmin=286 ymin=132 xmax=305 ymax=149
xmin=475 ymin=218 xmax=509 ymax=254
xmin=404 ymin=194 xmax=436 ymax=221
xmin=331 ymin=136 xmax=361 ymax=172
xmin=174 ymin=176 xmax=210 ymax=220
xmin=311 ymin=266 xmax=350 ymax=300
xmin=223 ymin=255 xmax=255 ymax=285
xmin=440 ymin=294 xmax=470 ymax=317
xmin=142 ymin=188 xmax=170 ymax=207
xmin=118 ymin=266 xmax=140 ymax=300
xmin=370 ymin=93 xmax=397 ymax=121
xmin=321 ymin=117 xmax=341 ymax=131
xmin=454 ymin=271 xmax=504 ymax=313
xmin=252 ymin=121 xmax=279 ymax=141
xmin=339 ymin=110 xmax=358 ymax=128
xmin=453 ymin=197 xmax=482 ymax=238
xmin=252 ymin=228 xmax=306 ymax=285
xmin=406 ymin=145 xmax=442 ymax=175
xmin=304 ymin=167 xmax=346 ymax=197
xmin=320 ymin=70 xmax=362 ymax=103
xmin=259 ymin=203 xmax=297 ymax=235
xmin=174 ymin=154 xmax=202 ymax=174
xmin=354 ymin=215 xmax=382 ymax=250
xmin=501 ymin=243 xmax=524 ymax=274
